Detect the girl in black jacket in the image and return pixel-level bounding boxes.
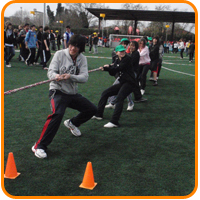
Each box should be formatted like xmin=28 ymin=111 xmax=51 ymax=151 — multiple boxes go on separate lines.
xmin=4 ymin=23 xmax=16 ymax=67
xmin=149 ymin=36 xmax=160 ymax=86
xmin=93 ymin=45 xmax=146 ymax=128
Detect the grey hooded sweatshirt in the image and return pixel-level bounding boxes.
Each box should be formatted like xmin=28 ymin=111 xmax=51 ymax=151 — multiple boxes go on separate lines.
xmin=47 ymin=48 xmax=89 ymax=95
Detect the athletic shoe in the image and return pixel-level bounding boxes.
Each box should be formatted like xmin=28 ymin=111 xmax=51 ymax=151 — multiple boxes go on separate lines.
xmin=43 ymin=67 xmax=48 ymax=70
xmin=149 ymin=77 xmax=154 ymax=81
xmin=35 ymin=62 xmax=40 ymax=65
xmin=104 ymin=122 xmax=118 ymax=128
xmin=32 ymin=144 xmax=47 ymax=159
xmin=92 ymin=116 xmax=103 ymax=120
xmin=6 ymin=64 xmax=11 ymax=68
xmin=153 ymin=81 xmax=158 ymax=86
xmin=25 ymin=61 xmax=29 ymax=66
xmin=29 ymin=64 xmax=33 ymax=66
xmin=140 ymin=89 xmax=145 ymax=95
xmin=64 ymin=119 xmax=81 ymax=137
xmin=105 ymin=103 xmax=115 ymax=109
xmin=127 ymin=104 xmax=134 ymax=111
xmin=134 ymin=98 xmax=147 ymax=103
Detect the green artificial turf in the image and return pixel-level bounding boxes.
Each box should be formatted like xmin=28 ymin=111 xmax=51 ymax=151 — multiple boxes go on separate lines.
xmin=3 ymin=47 xmax=195 ymax=197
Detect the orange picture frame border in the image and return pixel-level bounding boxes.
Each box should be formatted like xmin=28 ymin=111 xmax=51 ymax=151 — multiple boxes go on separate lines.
xmin=1 ymin=0 xmax=198 ymax=199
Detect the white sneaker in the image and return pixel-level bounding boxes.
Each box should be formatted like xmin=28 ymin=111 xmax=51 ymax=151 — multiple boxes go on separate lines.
xmin=6 ymin=64 xmax=11 ymax=67
xmin=32 ymin=144 xmax=47 ymax=159
xmin=104 ymin=122 xmax=118 ymax=128
xmin=105 ymin=103 xmax=115 ymax=109
xmin=140 ymin=89 xmax=145 ymax=95
xmin=127 ymin=104 xmax=134 ymax=111
xmin=64 ymin=119 xmax=81 ymax=137
xmin=149 ymin=77 xmax=153 ymax=81
xmin=92 ymin=116 xmax=103 ymax=120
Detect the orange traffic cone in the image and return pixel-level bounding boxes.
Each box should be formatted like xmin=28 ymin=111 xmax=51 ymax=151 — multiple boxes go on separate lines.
xmin=79 ymin=162 xmax=97 ymax=190
xmin=4 ymin=152 xmax=20 ymax=179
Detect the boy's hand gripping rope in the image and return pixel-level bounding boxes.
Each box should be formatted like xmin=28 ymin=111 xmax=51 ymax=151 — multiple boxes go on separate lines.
xmin=4 ymin=68 xmax=101 ymax=95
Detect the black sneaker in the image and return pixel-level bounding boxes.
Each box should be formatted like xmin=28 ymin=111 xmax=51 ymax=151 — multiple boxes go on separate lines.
xmin=134 ymin=98 xmax=147 ymax=103
xmin=153 ymin=81 xmax=158 ymax=86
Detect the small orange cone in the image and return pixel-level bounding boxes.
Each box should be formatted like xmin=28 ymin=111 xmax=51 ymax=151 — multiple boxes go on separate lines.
xmin=79 ymin=162 xmax=97 ymax=190
xmin=4 ymin=152 xmax=20 ymax=179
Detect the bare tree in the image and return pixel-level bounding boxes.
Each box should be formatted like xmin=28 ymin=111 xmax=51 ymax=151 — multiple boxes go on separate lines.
xmin=116 ymin=3 xmax=148 ymax=34
xmin=64 ymin=3 xmax=109 ymax=28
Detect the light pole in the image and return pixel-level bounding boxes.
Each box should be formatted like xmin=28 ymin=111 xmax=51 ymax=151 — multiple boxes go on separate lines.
xmin=20 ymin=7 xmax=23 ymax=23
xmin=165 ymin=25 xmax=170 ymax=41
xmin=100 ymin=13 xmax=105 ymax=51
xmin=43 ymin=3 xmax=46 ymax=28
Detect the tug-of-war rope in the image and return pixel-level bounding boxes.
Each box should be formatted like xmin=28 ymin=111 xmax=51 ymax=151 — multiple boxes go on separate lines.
xmin=4 ymin=68 xmax=101 ymax=95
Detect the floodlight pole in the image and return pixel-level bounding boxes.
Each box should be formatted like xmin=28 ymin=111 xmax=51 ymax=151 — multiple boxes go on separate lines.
xmin=43 ymin=3 xmax=46 ymax=28
xmin=100 ymin=13 xmax=105 ymax=53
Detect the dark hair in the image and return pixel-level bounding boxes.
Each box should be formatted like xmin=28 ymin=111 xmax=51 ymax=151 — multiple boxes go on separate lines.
xmin=66 ymin=25 xmax=70 ymax=29
xmin=39 ymin=26 xmax=43 ymax=29
xmin=153 ymin=36 xmax=159 ymax=44
xmin=30 ymin=25 xmax=36 ymax=28
xmin=24 ymin=23 xmax=29 ymax=27
xmin=139 ymin=38 xmax=146 ymax=47
xmin=143 ymin=36 xmax=148 ymax=42
xmin=6 ymin=23 xmax=13 ymax=31
xmin=68 ymin=34 xmax=86 ymax=53
xmin=44 ymin=26 xmax=50 ymax=31
xmin=130 ymin=41 xmax=139 ymax=51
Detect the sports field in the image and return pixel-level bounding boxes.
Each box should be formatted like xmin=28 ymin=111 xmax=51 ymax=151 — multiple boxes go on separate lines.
xmin=3 ymin=47 xmax=196 ymax=197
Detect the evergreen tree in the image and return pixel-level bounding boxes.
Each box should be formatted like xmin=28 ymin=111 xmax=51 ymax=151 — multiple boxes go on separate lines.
xmin=47 ymin=5 xmax=55 ymax=25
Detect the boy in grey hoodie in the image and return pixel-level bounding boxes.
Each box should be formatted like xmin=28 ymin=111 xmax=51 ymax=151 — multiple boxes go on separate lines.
xmin=32 ymin=35 xmax=97 ymax=159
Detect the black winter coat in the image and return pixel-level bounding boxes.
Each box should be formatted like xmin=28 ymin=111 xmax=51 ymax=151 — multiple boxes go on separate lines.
xmin=103 ymin=54 xmax=137 ymax=86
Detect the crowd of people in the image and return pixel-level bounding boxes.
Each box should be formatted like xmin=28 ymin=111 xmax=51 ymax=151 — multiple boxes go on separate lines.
xmin=163 ymin=39 xmax=195 ymax=62
xmin=4 ymin=23 xmax=75 ymax=69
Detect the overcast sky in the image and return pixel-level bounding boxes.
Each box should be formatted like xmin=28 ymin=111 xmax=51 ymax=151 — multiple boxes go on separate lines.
xmin=3 ymin=3 xmax=195 ymax=17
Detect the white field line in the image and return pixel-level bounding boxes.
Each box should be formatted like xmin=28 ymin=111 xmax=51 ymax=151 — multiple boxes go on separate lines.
xmin=162 ymin=66 xmax=195 ymax=77
xmin=162 ymin=61 xmax=194 ymax=66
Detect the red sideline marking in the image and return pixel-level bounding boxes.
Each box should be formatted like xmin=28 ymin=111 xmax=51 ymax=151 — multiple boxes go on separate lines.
xmin=34 ymin=98 xmax=56 ymax=149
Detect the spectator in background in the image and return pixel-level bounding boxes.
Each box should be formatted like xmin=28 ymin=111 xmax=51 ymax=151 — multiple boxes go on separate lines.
xmin=4 ymin=22 xmax=16 ymax=67
xmin=88 ymin=34 xmax=93 ymax=53
xmin=17 ymin=25 xmax=23 ymax=61
xmin=173 ymin=41 xmax=178 ymax=54
xmin=56 ymin=31 xmax=61 ymax=50
xmin=92 ymin=33 xmax=98 ymax=54
xmin=13 ymin=29 xmax=18 ymax=48
xmin=42 ymin=26 xmax=51 ymax=70
xmin=25 ymin=25 xmax=38 ymax=66
xmin=178 ymin=38 xmax=185 ymax=59
xmin=104 ymin=37 xmax=108 ymax=47
xmin=188 ymin=40 xmax=195 ymax=62
xmin=165 ymin=41 xmax=170 ymax=53
xmin=186 ymin=40 xmax=191 ymax=56
xmin=34 ymin=26 xmax=43 ymax=65
xmin=63 ymin=25 xmax=74 ymax=49
xmin=157 ymin=40 xmax=164 ymax=79
xmin=50 ymin=30 xmax=56 ymax=51
xmin=18 ymin=23 xmax=30 ymax=61
xmin=149 ymin=36 xmax=160 ymax=86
